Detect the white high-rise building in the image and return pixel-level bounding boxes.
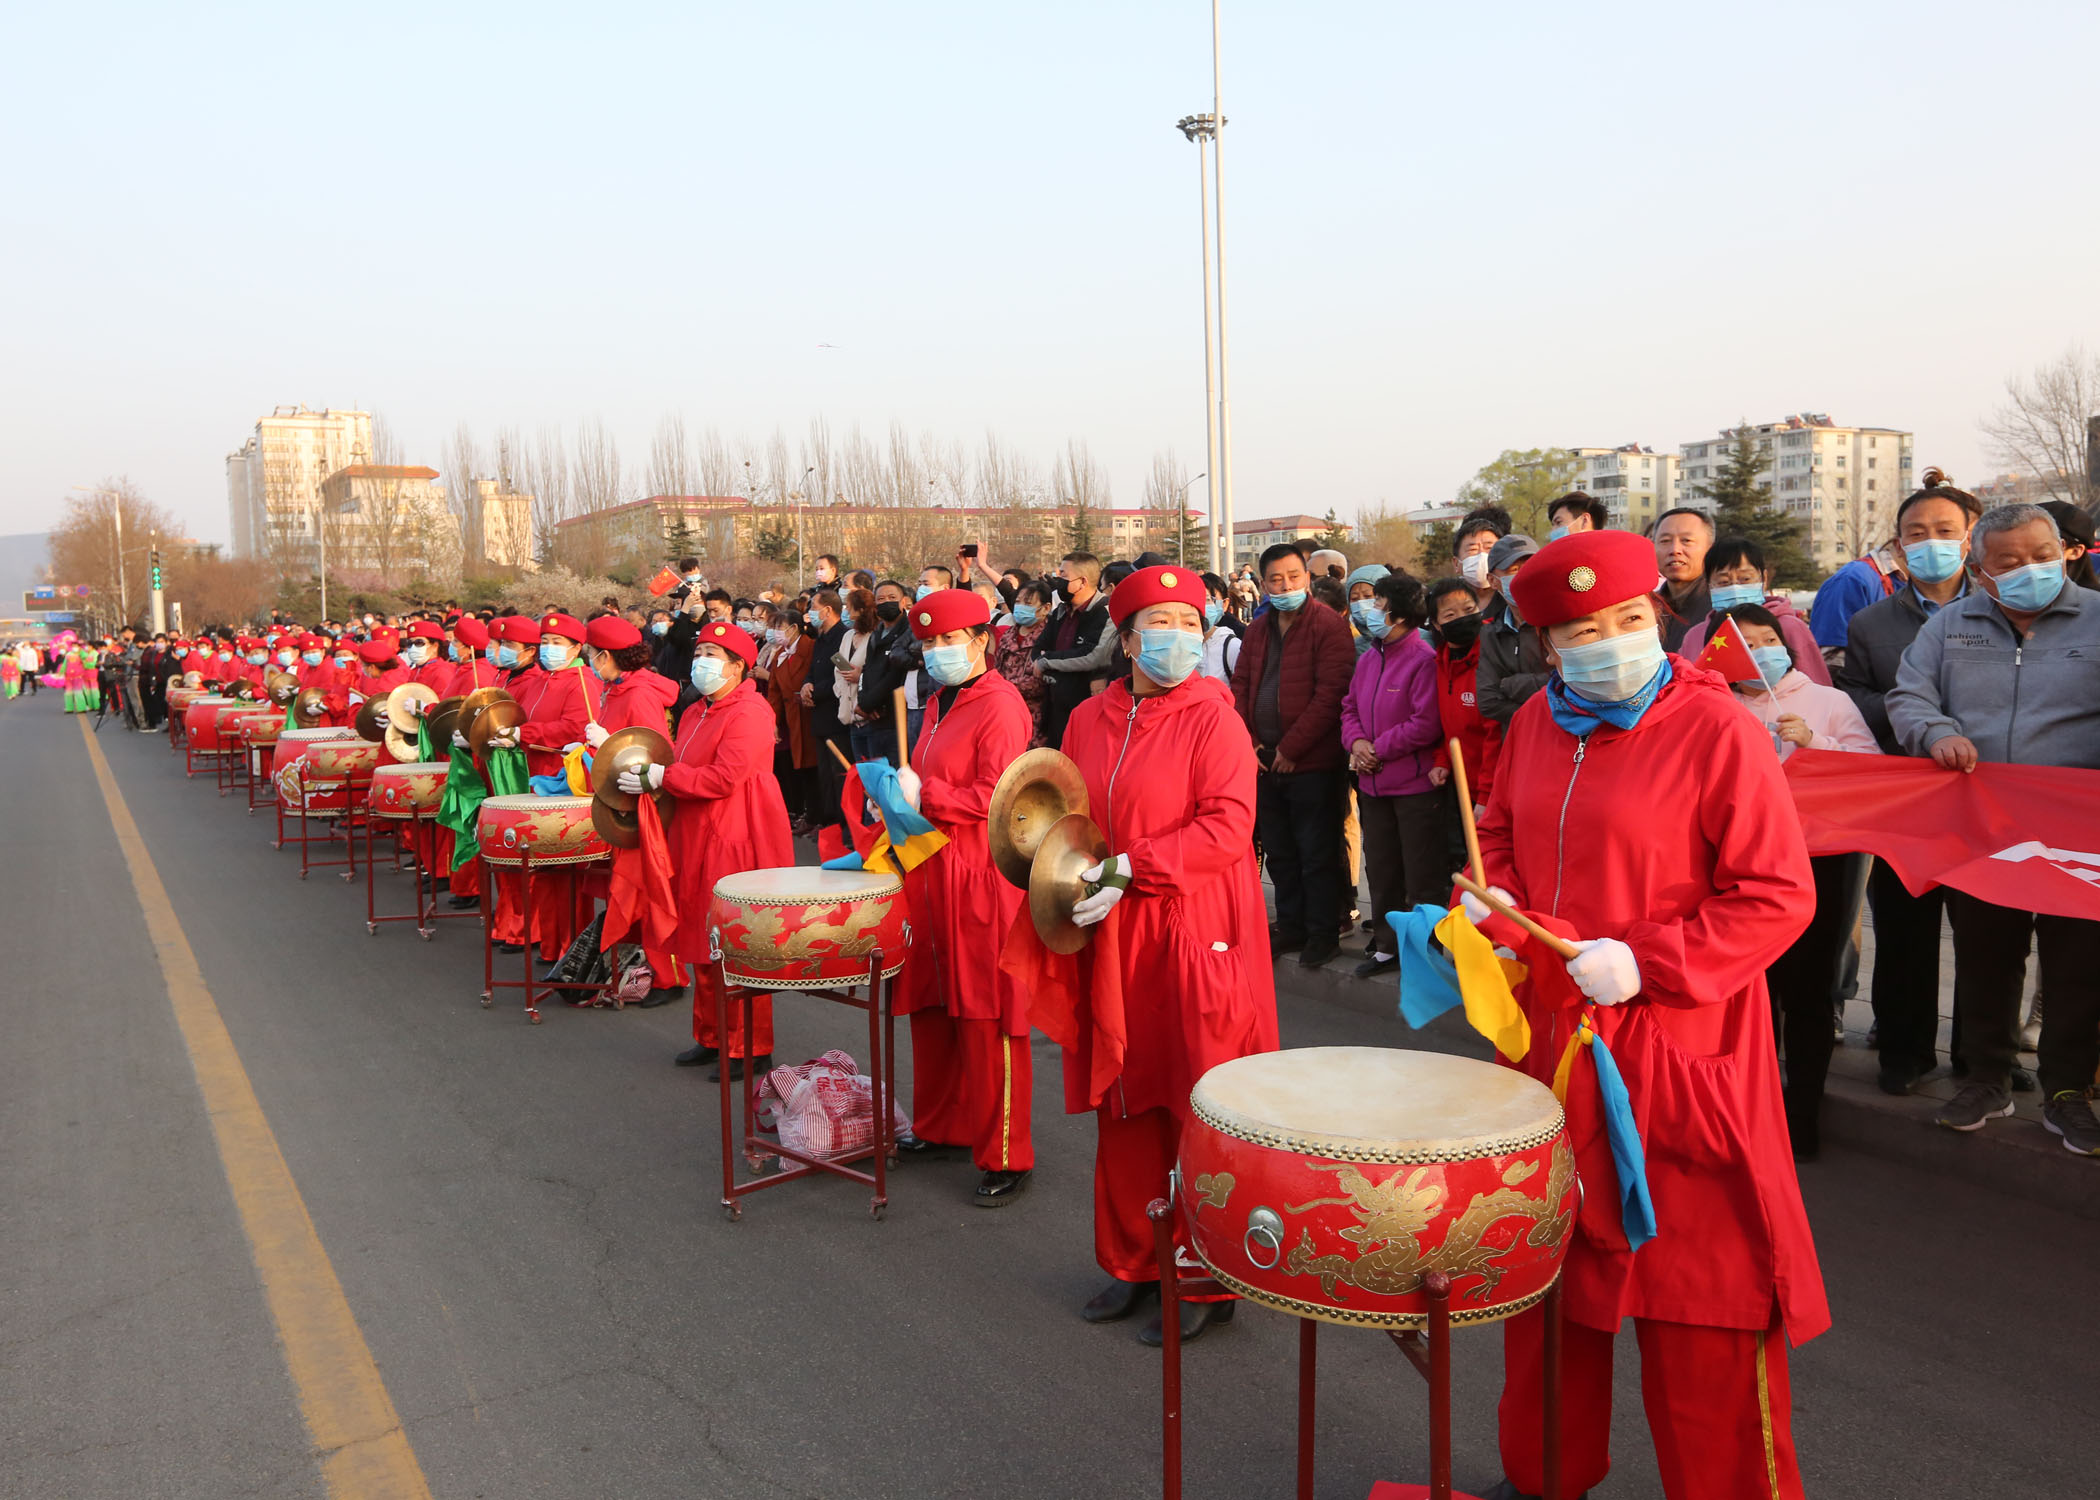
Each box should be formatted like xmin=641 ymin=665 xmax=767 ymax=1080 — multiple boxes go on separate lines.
xmin=1677 ymin=414 xmax=1914 ymax=573
xmin=1567 ymin=445 xmax=1678 ymax=533
xmin=225 ymin=405 xmax=374 ymax=563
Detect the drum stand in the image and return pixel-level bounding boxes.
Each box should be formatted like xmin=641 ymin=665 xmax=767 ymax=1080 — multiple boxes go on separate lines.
xmin=478 ymin=850 xmax=611 ymax=1023
xmin=1148 ymin=1198 xmax=1565 ymax=1500
xmin=185 ymin=739 xmax=228 ymax=779
xmin=215 ymin=731 xmax=245 ymax=795
xmin=167 ymin=708 xmax=185 ymax=752
xmin=717 ymin=949 xmax=896 ymax=1222
xmin=285 ymin=766 xmax=363 ymax=882
xmin=244 ymin=739 xmax=278 ymax=814
xmin=365 ymin=811 xmax=468 ymax=939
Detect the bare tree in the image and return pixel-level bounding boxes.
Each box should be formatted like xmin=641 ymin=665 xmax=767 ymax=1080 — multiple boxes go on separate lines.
xmin=527 ymin=424 xmax=571 ymax=570
xmin=571 ymin=418 xmax=624 ymax=574
xmin=1351 ymin=500 xmax=1420 ymax=574
xmin=1142 ymin=449 xmax=1198 ymax=560
xmin=443 ymin=423 xmax=484 ymax=567
xmin=45 ymin=477 xmax=180 ymax=632
xmin=696 ymin=425 xmax=738 ymax=498
xmin=649 ymin=413 xmax=694 ymax=500
xmin=1051 ymin=438 xmax=1112 ymax=554
xmin=1980 ymin=346 xmax=2100 ymax=512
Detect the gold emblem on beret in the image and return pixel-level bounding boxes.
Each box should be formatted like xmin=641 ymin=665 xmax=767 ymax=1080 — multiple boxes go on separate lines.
xmin=918 ymin=611 xmax=931 ymax=626
xmin=1568 ymin=565 xmax=1597 ymax=592
xmin=1161 ymin=571 xmax=1178 ymax=587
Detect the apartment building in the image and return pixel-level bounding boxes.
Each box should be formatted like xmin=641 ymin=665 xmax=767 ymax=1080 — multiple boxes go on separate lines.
xmin=225 ymin=405 xmax=374 ymax=562
xmin=1678 ymin=414 xmax=1913 ymax=572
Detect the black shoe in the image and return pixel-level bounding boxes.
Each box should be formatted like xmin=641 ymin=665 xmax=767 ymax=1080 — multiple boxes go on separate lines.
xmin=709 ymin=1053 xmax=773 ymax=1083
xmin=1297 ymin=939 xmax=1340 ymax=969
xmin=675 ymin=1044 xmax=719 ymax=1068
xmin=974 ymin=1169 xmax=1032 ymax=1207
xmin=1876 ymin=1064 xmax=1923 ymax=1096
xmin=496 ymin=941 xmax=526 ymax=954
xmin=893 ymin=1132 xmax=962 ymax=1157
xmin=1081 ymin=1279 xmax=1158 ymax=1323
xmin=446 ymin=894 xmax=481 ymax=909
xmin=637 ymin=985 xmax=685 ymax=1009
xmin=1268 ymin=926 xmax=1307 ymax=954
xmin=2011 ymin=1066 xmax=2038 ymax=1093
xmin=1138 ymin=1298 xmax=1236 ymax=1347
xmin=1352 ymin=953 xmax=1397 ymax=980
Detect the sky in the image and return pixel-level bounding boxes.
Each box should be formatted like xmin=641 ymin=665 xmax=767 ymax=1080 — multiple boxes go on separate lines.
xmin=5 ymin=0 xmax=2098 ymax=549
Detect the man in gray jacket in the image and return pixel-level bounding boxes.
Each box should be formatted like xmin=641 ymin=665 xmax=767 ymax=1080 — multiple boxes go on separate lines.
xmin=1474 ymin=534 xmax=1548 ymax=726
xmin=1886 ymin=503 xmax=2100 ymax=1153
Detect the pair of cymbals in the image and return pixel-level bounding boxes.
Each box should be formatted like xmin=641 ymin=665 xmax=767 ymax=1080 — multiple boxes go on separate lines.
xmin=987 ymin=748 xmax=1105 ymax=953
xmin=466 ymin=694 xmax=525 ymax=756
xmin=590 ymin=725 xmax=675 ymax=848
xmin=292 ymin=687 xmax=330 ymax=727
xmin=384 ymin=683 xmax=439 ymax=762
xmin=353 ymin=698 xmax=387 ymax=742
xmin=265 ymin=669 xmax=300 ymax=703
xmin=423 ymin=696 xmax=466 ymax=752
xmin=181 ymin=670 xmax=203 ymax=688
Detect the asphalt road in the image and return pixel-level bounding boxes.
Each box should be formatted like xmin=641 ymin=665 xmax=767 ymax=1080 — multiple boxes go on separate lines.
xmin=4 ymin=699 xmax=2096 ymax=1500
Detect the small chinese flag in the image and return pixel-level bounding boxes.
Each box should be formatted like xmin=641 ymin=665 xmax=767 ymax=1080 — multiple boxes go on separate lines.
xmin=647 ymin=567 xmax=683 ymax=596
xmin=1693 ymin=613 xmax=1764 ymax=683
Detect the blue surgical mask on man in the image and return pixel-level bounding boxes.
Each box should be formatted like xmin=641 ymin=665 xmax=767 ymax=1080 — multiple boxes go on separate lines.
xmin=1555 ymin=627 xmax=1666 ymax=703
xmin=1903 ymin=539 xmax=1964 ymax=584
xmin=1751 ymin=645 xmax=1793 ymax=685
xmin=1708 ymin=582 xmax=1764 ymax=613
xmin=1350 ymin=601 xmax=1387 ymax=638
xmin=1985 ymin=559 xmax=2066 ymax=613
xmin=805 ymin=610 xmax=820 ymax=630
xmin=689 ymin=653 xmax=727 ymax=696
xmin=1135 ymin=628 xmax=1202 ymax=688
xmin=1268 ymin=589 xmax=1307 ymax=613
xmin=922 ymin=641 xmax=977 ymax=686
xmin=1203 ymin=598 xmax=1225 ymax=628
xmin=1548 ymin=525 xmax=1569 ymax=542
xmin=537 ymin=643 xmax=568 ymax=672
xmin=916 ymin=584 xmax=938 ymax=601
xmin=650 ymin=620 xmax=669 ymax=637
xmin=1012 ymin=603 xmax=1039 ymax=627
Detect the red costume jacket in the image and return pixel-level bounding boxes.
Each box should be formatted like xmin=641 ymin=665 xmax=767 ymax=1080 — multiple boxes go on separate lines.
xmin=661 ymin=681 xmax=793 ymax=964
xmin=1476 ymin=658 xmax=1827 ymax=1344
xmin=517 ymin=660 xmax=602 ymax=779
xmin=409 ymin=656 xmax=453 ymax=693
xmin=1432 ymin=639 xmax=1502 ymax=802
xmin=595 ymin=668 xmax=679 ymax=736
xmin=898 ymin=671 xmax=1033 ymax=1033
xmin=448 ymin=657 xmax=502 ymax=698
xmin=348 ymin=664 xmax=408 ymax=705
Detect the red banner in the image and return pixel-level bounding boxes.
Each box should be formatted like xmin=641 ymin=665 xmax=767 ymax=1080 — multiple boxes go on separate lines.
xmin=1783 ymin=748 xmax=2100 ymax=920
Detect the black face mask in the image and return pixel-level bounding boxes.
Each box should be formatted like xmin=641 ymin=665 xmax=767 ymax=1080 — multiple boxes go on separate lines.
xmin=1439 ymin=613 xmax=1484 ymax=651
xmin=875 ymin=600 xmax=903 ymax=624
xmin=1047 ymin=576 xmax=1071 ymax=600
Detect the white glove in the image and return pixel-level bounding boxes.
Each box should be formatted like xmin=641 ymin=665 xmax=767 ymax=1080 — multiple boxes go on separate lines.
xmin=1459 ymin=884 xmax=1515 ymax=927
xmin=584 ymin=722 xmax=609 ymax=749
xmin=347 ymin=693 xmax=365 ymax=708
xmin=1565 ymin=938 xmax=1640 ymax=1006
xmin=487 ymin=729 xmax=519 ymax=750
xmin=1070 ymin=854 xmax=1133 ymax=928
xmin=616 ymin=764 xmax=665 ymax=795
xmin=450 ymin=730 xmax=469 ymax=750
xmin=402 ymin=697 xmax=424 ymax=717
xmin=895 ymin=766 xmax=922 ymax=810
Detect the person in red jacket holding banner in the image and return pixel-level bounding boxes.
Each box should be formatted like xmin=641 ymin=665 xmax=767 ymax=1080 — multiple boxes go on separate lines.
xmin=619 ymin=620 xmax=793 ymax=1078
xmin=890 ymin=588 xmax=1036 ymax=1204
xmin=1004 ymin=565 xmax=1278 ymax=1347
xmin=1466 ymin=529 xmax=1823 ymax=1500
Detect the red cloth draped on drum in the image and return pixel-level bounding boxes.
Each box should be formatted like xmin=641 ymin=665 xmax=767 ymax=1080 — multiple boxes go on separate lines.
xmin=590 ymin=667 xmax=684 ymax=980
xmin=1475 ymin=660 xmax=1829 ymax=1346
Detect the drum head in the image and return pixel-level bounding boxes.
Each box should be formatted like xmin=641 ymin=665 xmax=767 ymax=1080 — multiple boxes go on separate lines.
xmin=713 ymin=865 xmax=901 ymax=902
xmin=1192 ymin=1047 xmax=1562 ymax=1164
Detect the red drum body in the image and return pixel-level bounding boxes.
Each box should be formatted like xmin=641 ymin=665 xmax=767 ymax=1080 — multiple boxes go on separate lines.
xmin=707 ymin=866 xmax=909 ymax=991
xmin=166 ymin=685 xmax=203 ymax=715
xmin=183 ymin=697 xmax=241 ymax=751
xmin=271 ymin=727 xmax=358 ymax=815
xmin=1179 ymin=1048 xmax=1574 ymax=1330
xmin=475 ymin=794 xmax=608 ymax=868
xmin=235 ymin=711 xmax=283 ymax=774
xmin=369 ymin=761 xmax=449 ymax=820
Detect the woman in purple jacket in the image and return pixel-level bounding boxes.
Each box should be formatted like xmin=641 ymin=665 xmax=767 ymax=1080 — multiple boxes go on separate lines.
xmin=1340 ymin=572 xmax=1448 ymax=979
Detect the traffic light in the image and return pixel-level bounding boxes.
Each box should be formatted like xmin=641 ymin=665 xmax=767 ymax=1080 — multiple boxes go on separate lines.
xmin=150 ymin=550 xmax=163 ymax=591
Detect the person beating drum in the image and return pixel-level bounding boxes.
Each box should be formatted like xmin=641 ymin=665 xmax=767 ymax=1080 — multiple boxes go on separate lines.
xmin=889 ymin=587 xmax=1037 ymax=1206
xmin=618 ymin=620 xmax=792 ymax=1081
xmin=1464 ymin=528 xmax=1826 ymax=1500
xmin=1007 ymin=565 xmax=1279 ymax=1347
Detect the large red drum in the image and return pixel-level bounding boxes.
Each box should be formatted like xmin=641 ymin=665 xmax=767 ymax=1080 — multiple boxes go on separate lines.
xmin=271 ymin=727 xmax=357 ymax=815
xmin=707 ymin=866 xmax=909 ymax=991
xmin=475 ymin=794 xmax=608 ymax=867
xmin=369 ymin=761 xmax=450 ymax=820
xmin=166 ymin=685 xmax=203 ymax=715
xmin=236 ymin=711 xmax=284 ymax=777
xmin=1179 ymin=1047 xmax=1574 ymax=1330
xmin=182 ymin=697 xmax=241 ymax=752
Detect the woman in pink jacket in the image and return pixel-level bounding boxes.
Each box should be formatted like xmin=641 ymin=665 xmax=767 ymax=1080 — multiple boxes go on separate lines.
xmin=1679 ymin=537 xmax=1831 ymax=684
xmin=1726 ymin=603 xmax=1877 ymax=1159
xmin=1338 ymin=572 xmax=1446 ymax=980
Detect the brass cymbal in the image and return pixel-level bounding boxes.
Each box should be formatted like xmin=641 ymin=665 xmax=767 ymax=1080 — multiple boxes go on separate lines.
xmin=265 ymin=669 xmax=301 ymax=703
xmin=459 ymin=686 xmax=513 ymax=720
xmin=383 ymin=720 xmax=423 ymax=764
xmin=353 ymin=698 xmax=387 ymax=742
xmin=467 ymin=697 xmax=526 ymax=757
xmin=593 ymin=725 xmax=674 ymax=813
xmin=291 ymin=687 xmax=329 ymax=727
xmin=423 ymin=695 xmax=466 ymax=751
xmin=988 ymin=748 xmax=1090 ymax=891
xmin=1027 ymin=812 xmax=1108 ymax=955
xmin=385 ymin=681 xmax=439 ymax=733
xmin=182 ymin=669 xmax=204 ymax=688
xmin=591 ymin=796 xmax=641 ymax=849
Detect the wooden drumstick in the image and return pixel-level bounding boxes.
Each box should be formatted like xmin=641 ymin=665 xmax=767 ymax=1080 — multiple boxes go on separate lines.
xmin=892 ymin=687 xmax=910 ymax=772
xmin=1447 ymin=736 xmax=1486 ymax=887
xmin=1452 ymin=874 xmax=1581 ymax=961
xmin=575 ymin=661 xmax=600 ymax=728
xmin=826 ymin=739 xmax=854 ymax=773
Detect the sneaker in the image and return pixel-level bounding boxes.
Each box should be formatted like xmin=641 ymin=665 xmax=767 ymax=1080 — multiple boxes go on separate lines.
xmin=2043 ymin=1092 xmax=2100 ymax=1156
xmin=2011 ymin=1066 xmax=2038 ymax=1094
xmin=1935 ymin=1082 xmax=2014 ymax=1132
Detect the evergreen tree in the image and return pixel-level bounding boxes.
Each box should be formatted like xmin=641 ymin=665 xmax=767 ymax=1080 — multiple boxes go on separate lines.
xmin=1695 ymin=427 xmax=1817 ymax=586
xmin=1063 ymin=502 xmax=1096 ymax=556
xmin=1171 ymin=509 xmax=1209 ymax=567
xmin=1311 ymin=508 xmax=1351 ymax=551
xmin=662 ymin=514 xmax=702 ymax=566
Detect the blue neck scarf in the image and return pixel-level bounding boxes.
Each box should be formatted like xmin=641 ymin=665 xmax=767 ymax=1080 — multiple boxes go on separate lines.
xmin=1546 ymin=658 xmax=1672 ymax=738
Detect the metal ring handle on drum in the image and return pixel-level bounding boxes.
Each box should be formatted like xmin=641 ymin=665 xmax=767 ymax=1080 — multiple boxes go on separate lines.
xmin=708 ymin=925 xmax=723 ymax=964
xmin=1243 ymin=1206 xmax=1284 ymax=1270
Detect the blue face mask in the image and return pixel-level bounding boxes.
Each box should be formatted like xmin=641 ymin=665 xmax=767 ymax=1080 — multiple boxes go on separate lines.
xmin=1708 ymin=582 xmax=1764 ymax=613
xmin=1548 ymin=525 xmax=1568 ymax=542
xmin=402 ymin=643 xmax=428 ymax=665
xmin=738 ymin=619 xmax=763 ymax=638
xmin=590 ymin=653 xmax=617 ymax=684
xmin=1203 ymin=598 xmax=1225 ymax=627
xmin=1751 ymin=645 xmax=1793 ymax=685
xmin=1268 ymin=589 xmax=1307 ymax=613
xmin=1012 ymin=603 xmax=1039 ymax=627
xmin=922 ymin=641 xmax=977 ymax=686
xmin=491 ymin=643 xmax=515 ymax=669
xmin=301 ymin=651 xmax=322 ymax=666
xmin=247 ymin=652 xmax=267 ymax=665
xmin=334 ymin=656 xmax=355 ymax=671
xmin=1135 ymin=628 xmax=1202 ymax=688
xmin=174 ymin=648 xmax=188 ymax=659
xmin=1350 ymin=601 xmax=1387 ymax=638
xmin=804 ymin=610 xmax=820 ymax=630
xmin=1904 ymin=539 xmax=1965 ymax=583
xmin=537 ymin=643 xmax=568 ymax=672
xmin=1986 ymin=560 xmax=2065 ymax=613
xmin=1555 ymin=627 xmax=1666 ymax=703
xmin=650 ymin=620 xmax=669 ymax=637
xmin=276 ymin=649 xmax=297 ymax=666
xmin=916 ymin=584 xmax=938 ymax=601
xmin=764 ymin=628 xmax=783 ymax=647
xmin=689 ymin=653 xmax=727 ymax=696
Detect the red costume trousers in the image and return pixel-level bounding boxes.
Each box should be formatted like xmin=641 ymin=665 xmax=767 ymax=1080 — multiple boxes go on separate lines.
xmin=693 ymin=964 xmax=772 ymax=1058
xmin=1092 ymin=1106 xmax=1230 ymax=1301
xmin=488 ymin=867 xmax=583 ymax=959
xmin=450 ymin=850 xmax=482 ymax=899
xmin=907 ymin=1012 xmax=1033 ymax=1172
xmin=1498 ymin=1304 xmax=1802 ymax=1500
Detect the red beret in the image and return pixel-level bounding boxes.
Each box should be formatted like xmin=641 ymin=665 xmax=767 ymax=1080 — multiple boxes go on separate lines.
xmin=405 ymin=620 xmax=444 ymax=642
xmin=693 ymin=618 xmax=756 ymax=668
xmin=907 ymin=588 xmax=991 ymax=640
xmin=1510 ymin=530 xmax=1664 ymax=630
xmin=490 ymin=615 xmax=541 ymax=646
xmin=539 ymin=612 xmax=586 ymax=643
xmin=453 ymin=616 xmax=491 ymax=650
xmin=586 ymin=615 xmax=642 ymax=651
xmin=1109 ymin=565 xmax=1209 ymax=629
xmin=356 ymin=638 xmax=399 ymax=665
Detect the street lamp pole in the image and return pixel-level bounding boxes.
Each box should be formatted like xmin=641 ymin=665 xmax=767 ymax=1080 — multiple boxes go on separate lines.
xmin=113 ymin=496 xmax=128 ymax=625
xmin=1177 ymin=114 xmax=1223 ymax=575
xmin=1209 ymin=0 xmax=1235 ymax=583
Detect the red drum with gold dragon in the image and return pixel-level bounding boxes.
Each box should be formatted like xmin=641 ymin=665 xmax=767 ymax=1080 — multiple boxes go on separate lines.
xmin=707 ymin=866 xmax=909 ymax=991
xmin=271 ymin=727 xmax=358 ymax=815
xmin=181 ymin=696 xmax=240 ymax=751
xmin=475 ymin=794 xmax=609 ymax=868
xmin=369 ymin=761 xmax=450 ymax=820
xmin=1179 ymin=1047 xmax=1574 ymax=1330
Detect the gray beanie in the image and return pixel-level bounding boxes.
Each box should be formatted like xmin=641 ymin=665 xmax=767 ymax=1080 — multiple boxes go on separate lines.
xmin=1486 ymin=534 xmax=1540 ymax=575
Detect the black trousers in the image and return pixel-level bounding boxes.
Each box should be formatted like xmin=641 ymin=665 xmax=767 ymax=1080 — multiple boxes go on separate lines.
xmin=1256 ymin=766 xmax=1345 ymax=947
xmin=814 ymin=719 xmax=851 ymax=829
xmin=1359 ymin=790 xmax=1451 ymax=957
xmin=1868 ymin=859 xmax=1946 ymax=1079
xmin=1768 ymin=853 xmax=1868 ymax=1153
xmin=1946 ymin=892 xmax=2100 ymax=1097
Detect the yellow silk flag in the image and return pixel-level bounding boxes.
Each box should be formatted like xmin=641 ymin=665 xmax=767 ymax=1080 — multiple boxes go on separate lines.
xmin=1432 ymin=907 xmax=1532 ymax=1062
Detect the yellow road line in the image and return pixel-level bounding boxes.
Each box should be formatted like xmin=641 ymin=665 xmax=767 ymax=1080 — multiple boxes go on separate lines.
xmin=81 ymin=718 xmax=434 ymax=1500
